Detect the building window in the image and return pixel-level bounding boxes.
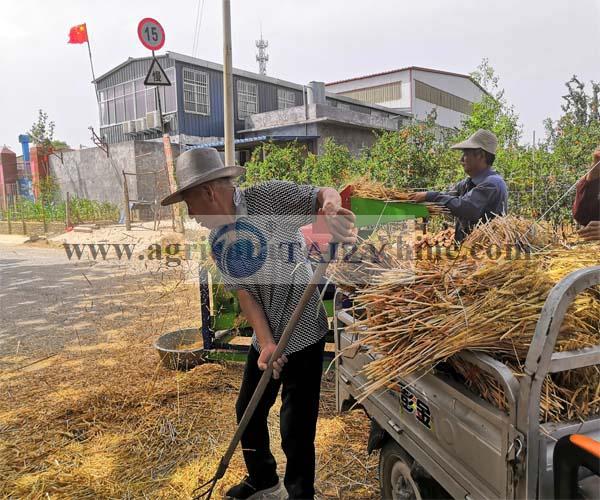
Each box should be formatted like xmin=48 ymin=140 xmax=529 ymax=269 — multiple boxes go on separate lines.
xmin=277 ymin=88 xmax=296 ymax=109
xmin=183 ymin=68 xmax=210 ymax=115
xmin=414 ymin=80 xmax=473 ymax=115
xmin=98 ymin=67 xmax=176 ymax=126
xmin=237 ymin=80 xmax=258 ymax=119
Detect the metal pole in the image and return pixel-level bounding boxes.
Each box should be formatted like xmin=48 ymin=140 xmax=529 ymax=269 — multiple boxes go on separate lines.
xmin=222 ymin=0 xmax=235 ymax=166
xmin=84 ymin=25 xmax=102 ymax=126
xmin=85 ymin=26 xmax=98 ymax=92
xmin=153 ymin=51 xmax=165 ymax=134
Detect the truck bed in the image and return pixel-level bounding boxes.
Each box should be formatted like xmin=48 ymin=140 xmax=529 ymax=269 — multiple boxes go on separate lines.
xmin=335 ymin=314 xmax=517 ymax=499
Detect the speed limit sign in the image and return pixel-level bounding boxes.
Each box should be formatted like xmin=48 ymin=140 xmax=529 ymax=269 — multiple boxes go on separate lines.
xmin=137 ymin=18 xmax=165 ymax=51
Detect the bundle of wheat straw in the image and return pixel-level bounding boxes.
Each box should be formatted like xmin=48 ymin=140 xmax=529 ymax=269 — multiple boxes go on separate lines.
xmin=462 ymin=215 xmax=559 ymax=251
xmin=327 ymin=244 xmax=405 ymax=290
xmin=414 ymin=228 xmax=455 ymax=249
xmin=449 ymin=359 xmax=600 ymax=423
xmin=341 ymin=216 xmax=599 ymax=422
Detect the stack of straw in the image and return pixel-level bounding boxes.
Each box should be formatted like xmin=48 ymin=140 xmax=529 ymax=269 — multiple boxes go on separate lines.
xmin=414 ymin=228 xmax=456 ymax=249
xmin=462 ymin=215 xmax=559 ymax=252
xmin=340 ymin=216 xmax=599 ymax=422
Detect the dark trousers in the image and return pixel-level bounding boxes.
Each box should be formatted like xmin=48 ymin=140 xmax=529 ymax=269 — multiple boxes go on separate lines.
xmin=235 ymin=338 xmax=325 ymax=500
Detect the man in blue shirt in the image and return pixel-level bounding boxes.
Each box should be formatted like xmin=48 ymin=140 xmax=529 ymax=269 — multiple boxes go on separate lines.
xmin=409 ymin=129 xmax=508 ymax=242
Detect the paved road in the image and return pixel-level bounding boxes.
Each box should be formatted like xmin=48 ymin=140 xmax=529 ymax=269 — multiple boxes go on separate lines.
xmin=0 ymin=243 xmax=199 ymax=370
xmin=0 ymin=244 xmax=122 ymax=365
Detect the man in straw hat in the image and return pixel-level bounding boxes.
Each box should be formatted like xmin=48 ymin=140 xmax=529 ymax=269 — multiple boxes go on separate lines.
xmin=409 ymin=129 xmax=508 ymax=242
xmin=161 ymin=147 xmax=356 ymax=499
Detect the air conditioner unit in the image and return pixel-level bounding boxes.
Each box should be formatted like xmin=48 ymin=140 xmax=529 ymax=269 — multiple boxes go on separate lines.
xmin=135 ymin=118 xmax=147 ymax=132
xmin=122 ymin=120 xmax=136 ymax=134
xmin=146 ymin=111 xmax=161 ymax=129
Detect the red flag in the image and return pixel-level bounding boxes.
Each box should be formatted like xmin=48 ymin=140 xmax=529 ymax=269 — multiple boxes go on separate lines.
xmin=68 ymin=23 xmax=88 ymax=44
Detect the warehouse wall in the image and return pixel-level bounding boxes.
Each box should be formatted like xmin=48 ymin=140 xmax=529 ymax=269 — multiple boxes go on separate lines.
xmin=326 ymin=69 xmax=412 ymax=109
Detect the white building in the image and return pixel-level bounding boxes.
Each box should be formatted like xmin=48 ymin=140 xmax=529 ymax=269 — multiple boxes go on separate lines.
xmin=325 ymin=66 xmax=487 ymax=129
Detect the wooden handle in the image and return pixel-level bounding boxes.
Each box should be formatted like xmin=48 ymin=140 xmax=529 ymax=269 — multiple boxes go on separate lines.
xmin=217 ymin=261 xmax=329 ymax=473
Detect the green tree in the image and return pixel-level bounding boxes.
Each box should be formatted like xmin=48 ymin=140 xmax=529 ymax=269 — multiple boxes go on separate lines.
xmin=362 ymin=112 xmax=455 ymax=189
xmin=543 ymin=76 xmax=600 ymax=168
xmin=243 ymin=141 xmax=309 ymax=185
xmin=464 ymin=58 xmax=522 ymax=148
xmin=28 ymin=109 xmax=69 ymax=151
xmin=307 ymin=138 xmax=356 ymax=187
xmin=51 ymin=140 xmax=70 ymax=150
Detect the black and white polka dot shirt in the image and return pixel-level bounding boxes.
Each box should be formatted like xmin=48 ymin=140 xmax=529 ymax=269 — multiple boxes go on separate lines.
xmin=210 ymin=181 xmax=329 ymax=355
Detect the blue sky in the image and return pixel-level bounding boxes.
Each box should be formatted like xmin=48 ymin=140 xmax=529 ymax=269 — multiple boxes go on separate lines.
xmin=1 ymin=0 xmax=598 ymax=151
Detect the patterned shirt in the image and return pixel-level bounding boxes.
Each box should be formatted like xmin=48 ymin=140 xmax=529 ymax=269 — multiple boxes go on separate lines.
xmin=426 ymin=168 xmax=508 ymax=242
xmin=209 ymin=181 xmax=329 ymax=355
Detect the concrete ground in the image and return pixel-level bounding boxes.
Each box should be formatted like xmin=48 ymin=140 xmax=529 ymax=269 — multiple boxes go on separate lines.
xmin=0 ymin=240 xmax=198 ymax=368
xmin=1 ymin=244 xmax=114 ymax=365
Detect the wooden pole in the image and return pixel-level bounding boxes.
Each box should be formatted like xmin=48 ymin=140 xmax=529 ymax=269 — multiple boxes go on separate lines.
xmin=162 ymin=134 xmax=184 ymax=233
xmin=222 ymin=0 xmax=235 ymax=166
xmin=65 ymin=192 xmax=71 ymax=228
xmin=21 ymin=208 xmax=26 ymax=235
xmin=122 ymin=170 xmax=131 ymax=231
xmin=41 ymin=198 xmax=47 ymax=234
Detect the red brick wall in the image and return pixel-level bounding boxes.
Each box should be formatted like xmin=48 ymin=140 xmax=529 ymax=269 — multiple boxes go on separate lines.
xmin=0 ymin=147 xmax=18 ymax=186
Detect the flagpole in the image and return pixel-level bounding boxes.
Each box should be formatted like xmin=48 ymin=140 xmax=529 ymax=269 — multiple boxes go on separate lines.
xmin=83 ymin=23 xmax=102 ymax=128
xmin=84 ymin=24 xmax=98 ymax=95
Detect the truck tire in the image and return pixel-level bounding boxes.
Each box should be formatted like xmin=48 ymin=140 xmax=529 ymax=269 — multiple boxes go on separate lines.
xmin=379 ymin=440 xmax=422 ymax=500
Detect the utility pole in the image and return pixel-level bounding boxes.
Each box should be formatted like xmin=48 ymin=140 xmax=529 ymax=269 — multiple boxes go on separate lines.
xmin=222 ymin=0 xmax=235 ymax=166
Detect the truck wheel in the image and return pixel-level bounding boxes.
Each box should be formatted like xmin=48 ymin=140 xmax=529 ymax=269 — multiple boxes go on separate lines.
xmin=379 ymin=440 xmax=422 ymax=500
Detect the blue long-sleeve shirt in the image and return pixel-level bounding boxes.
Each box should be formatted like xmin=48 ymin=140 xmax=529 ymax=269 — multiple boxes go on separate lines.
xmin=425 ymin=168 xmax=508 ymax=242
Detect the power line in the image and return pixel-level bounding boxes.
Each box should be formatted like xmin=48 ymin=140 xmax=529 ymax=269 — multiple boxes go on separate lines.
xmin=191 ymin=0 xmax=201 ymax=55
xmin=192 ymin=0 xmax=206 ymax=58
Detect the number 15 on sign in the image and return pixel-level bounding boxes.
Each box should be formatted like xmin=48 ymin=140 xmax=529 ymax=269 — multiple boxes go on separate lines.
xmin=137 ymin=18 xmax=165 ymax=51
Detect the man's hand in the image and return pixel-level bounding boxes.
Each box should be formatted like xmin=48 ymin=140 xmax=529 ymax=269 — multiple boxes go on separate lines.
xmin=578 ymin=220 xmax=600 ymax=241
xmin=320 ymin=202 xmax=357 ymax=244
xmin=407 ymin=192 xmax=428 ymax=203
xmin=257 ymin=342 xmax=288 ymax=380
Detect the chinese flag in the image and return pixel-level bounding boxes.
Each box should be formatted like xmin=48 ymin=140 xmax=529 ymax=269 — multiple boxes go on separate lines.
xmin=68 ymin=23 xmax=88 ymax=44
